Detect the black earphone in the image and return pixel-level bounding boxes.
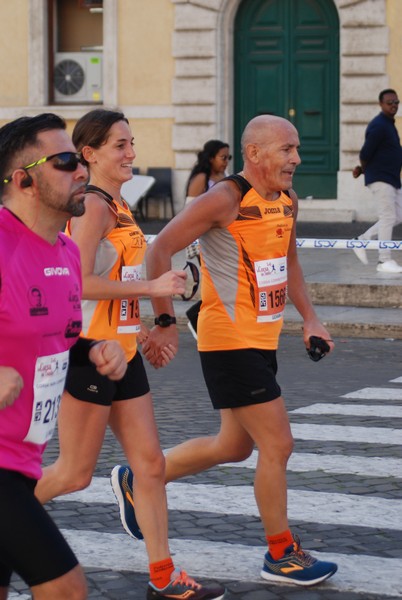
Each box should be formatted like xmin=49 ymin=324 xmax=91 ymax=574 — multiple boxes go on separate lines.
xmin=20 ymin=173 xmax=33 ymax=188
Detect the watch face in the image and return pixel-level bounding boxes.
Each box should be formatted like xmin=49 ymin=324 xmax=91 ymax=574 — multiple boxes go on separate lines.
xmin=155 ymin=314 xmax=176 ymax=327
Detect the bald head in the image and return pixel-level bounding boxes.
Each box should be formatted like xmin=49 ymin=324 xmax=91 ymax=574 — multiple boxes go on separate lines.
xmin=241 ymin=115 xmax=297 ymax=155
xmin=239 ymin=115 xmax=301 ymax=196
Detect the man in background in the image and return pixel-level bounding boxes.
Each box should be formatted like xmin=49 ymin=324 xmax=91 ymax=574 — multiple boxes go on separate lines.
xmin=353 ymin=88 xmax=402 ymax=272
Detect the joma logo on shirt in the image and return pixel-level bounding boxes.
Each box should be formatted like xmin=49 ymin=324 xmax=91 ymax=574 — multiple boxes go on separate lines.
xmin=44 ymin=267 xmax=70 ymax=276
xmin=264 ymin=207 xmax=281 ymax=214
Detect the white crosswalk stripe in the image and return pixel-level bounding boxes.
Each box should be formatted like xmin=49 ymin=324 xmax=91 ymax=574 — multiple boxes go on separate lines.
xmin=10 ymin=376 xmax=402 ymax=598
xmin=341 ymin=387 xmax=402 ymax=400
xmin=230 ymin=450 xmax=402 ymax=478
xmin=292 ymin=402 xmax=402 ymax=418
xmin=58 ymin=531 xmax=402 ymax=598
xmin=291 ymin=422 xmax=401 ymax=444
xmin=59 ymin=478 xmax=402 ymax=531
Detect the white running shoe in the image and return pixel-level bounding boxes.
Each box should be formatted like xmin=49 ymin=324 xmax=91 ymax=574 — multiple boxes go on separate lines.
xmin=376 ymin=259 xmax=402 ymax=273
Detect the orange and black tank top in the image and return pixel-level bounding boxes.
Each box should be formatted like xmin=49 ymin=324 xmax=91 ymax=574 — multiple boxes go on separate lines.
xmin=65 ymin=185 xmax=146 ymax=362
xmin=197 ymin=174 xmax=294 ymax=351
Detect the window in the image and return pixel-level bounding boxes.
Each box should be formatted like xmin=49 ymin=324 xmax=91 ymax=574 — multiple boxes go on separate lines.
xmin=49 ymin=0 xmax=103 ymax=104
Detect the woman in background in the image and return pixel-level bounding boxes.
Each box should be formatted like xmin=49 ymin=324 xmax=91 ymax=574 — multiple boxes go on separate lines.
xmin=185 ymin=139 xmax=231 ymax=202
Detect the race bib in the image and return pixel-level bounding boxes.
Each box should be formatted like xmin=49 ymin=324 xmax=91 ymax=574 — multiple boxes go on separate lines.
xmin=254 ymin=256 xmax=287 ymax=322
xmin=118 ymin=265 xmax=141 ymax=334
xmin=24 ymin=350 xmax=69 ymax=445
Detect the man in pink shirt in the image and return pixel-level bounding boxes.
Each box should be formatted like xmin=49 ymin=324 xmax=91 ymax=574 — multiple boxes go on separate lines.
xmin=0 ymin=113 xmax=126 ymax=600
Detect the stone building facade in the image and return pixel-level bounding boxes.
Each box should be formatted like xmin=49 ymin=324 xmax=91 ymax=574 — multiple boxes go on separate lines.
xmin=170 ymin=0 xmax=397 ymax=221
xmin=0 ymin=0 xmax=400 ymax=221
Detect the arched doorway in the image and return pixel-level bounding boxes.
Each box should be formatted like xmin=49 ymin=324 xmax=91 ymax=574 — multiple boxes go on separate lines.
xmin=234 ymin=0 xmax=339 ymax=198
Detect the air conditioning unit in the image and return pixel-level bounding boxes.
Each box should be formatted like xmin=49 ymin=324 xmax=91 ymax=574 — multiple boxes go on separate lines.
xmin=54 ymin=52 xmax=102 ymax=104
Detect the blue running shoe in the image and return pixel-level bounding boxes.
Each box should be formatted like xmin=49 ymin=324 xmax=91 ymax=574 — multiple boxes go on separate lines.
xmin=261 ymin=535 xmax=337 ymax=586
xmin=110 ymin=465 xmax=143 ymax=540
xmin=147 ymin=569 xmax=225 ymax=600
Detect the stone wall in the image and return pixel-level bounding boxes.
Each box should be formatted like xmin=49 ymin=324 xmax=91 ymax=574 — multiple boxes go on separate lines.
xmin=171 ymin=0 xmax=389 ymax=221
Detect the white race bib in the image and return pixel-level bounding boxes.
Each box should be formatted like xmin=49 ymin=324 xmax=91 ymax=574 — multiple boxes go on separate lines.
xmin=24 ymin=350 xmax=69 ymax=445
xmin=254 ymin=256 xmax=287 ymax=322
xmin=118 ymin=265 xmax=141 ymax=333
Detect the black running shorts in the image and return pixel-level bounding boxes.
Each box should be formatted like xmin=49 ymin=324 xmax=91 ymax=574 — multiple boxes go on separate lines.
xmin=0 ymin=469 xmax=78 ymax=587
xmin=66 ymin=350 xmax=150 ymax=406
xmin=199 ymin=348 xmax=281 ymax=409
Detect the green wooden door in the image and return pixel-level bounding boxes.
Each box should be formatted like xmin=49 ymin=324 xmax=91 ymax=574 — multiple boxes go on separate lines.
xmin=234 ymin=0 xmax=339 ymax=198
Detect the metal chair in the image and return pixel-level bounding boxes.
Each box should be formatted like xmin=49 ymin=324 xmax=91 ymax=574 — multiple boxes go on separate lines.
xmin=144 ymin=167 xmax=174 ymax=219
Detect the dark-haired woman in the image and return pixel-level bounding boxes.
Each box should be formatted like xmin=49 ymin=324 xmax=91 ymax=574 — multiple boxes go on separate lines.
xmin=185 ymin=139 xmax=231 ymax=202
xmin=34 ymin=109 xmax=225 ymax=600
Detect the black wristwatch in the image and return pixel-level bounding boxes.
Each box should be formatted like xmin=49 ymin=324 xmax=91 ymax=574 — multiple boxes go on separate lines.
xmin=154 ymin=313 xmax=177 ymax=328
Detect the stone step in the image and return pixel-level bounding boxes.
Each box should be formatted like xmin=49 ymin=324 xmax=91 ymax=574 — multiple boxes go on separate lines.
xmin=306 ymin=282 xmax=402 ymax=309
xmin=298 ymin=203 xmax=356 ymax=223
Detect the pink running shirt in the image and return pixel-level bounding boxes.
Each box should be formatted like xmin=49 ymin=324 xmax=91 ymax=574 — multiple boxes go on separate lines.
xmin=0 ymin=208 xmax=82 ymax=479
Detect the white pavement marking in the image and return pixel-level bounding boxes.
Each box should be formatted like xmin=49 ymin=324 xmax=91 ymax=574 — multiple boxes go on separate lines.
xmin=224 ymin=450 xmax=402 ymax=479
xmin=342 ymin=387 xmax=402 ymax=400
xmin=389 ymin=376 xmax=402 ymax=383
xmin=59 ymin=529 xmax=402 ymax=598
xmin=166 ymin=483 xmax=402 ymax=530
xmin=291 ymin=423 xmax=401 ymax=445
xmin=57 ymin=479 xmax=402 ymax=531
xmin=291 ymin=403 xmax=402 ymax=418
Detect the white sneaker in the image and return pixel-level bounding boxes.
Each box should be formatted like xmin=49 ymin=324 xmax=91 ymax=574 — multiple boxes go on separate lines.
xmin=376 ymin=259 xmax=402 ymax=273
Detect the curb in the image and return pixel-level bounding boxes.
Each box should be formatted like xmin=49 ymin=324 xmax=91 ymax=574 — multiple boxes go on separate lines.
xmin=307 ymin=282 xmax=402 ymax=309
xmin=281 ymin=319 xmax=402 ymax=340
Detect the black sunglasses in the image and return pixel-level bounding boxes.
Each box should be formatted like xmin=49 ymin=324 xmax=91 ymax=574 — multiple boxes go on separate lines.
xmin=181 ymin=261 xmax=200 ymax=301
xmin=3 ymin=151 xmax=83 ymax=184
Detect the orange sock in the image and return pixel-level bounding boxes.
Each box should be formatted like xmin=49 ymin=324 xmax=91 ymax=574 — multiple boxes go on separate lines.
xmin=266 ymin=529 xmax=294 ymax=560
xmin=149 ymin=558 xmax=175 ymax=589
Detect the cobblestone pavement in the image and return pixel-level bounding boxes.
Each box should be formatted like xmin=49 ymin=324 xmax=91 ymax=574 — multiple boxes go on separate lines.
xmin=9 ymin=333 xmax=402 ymax=599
